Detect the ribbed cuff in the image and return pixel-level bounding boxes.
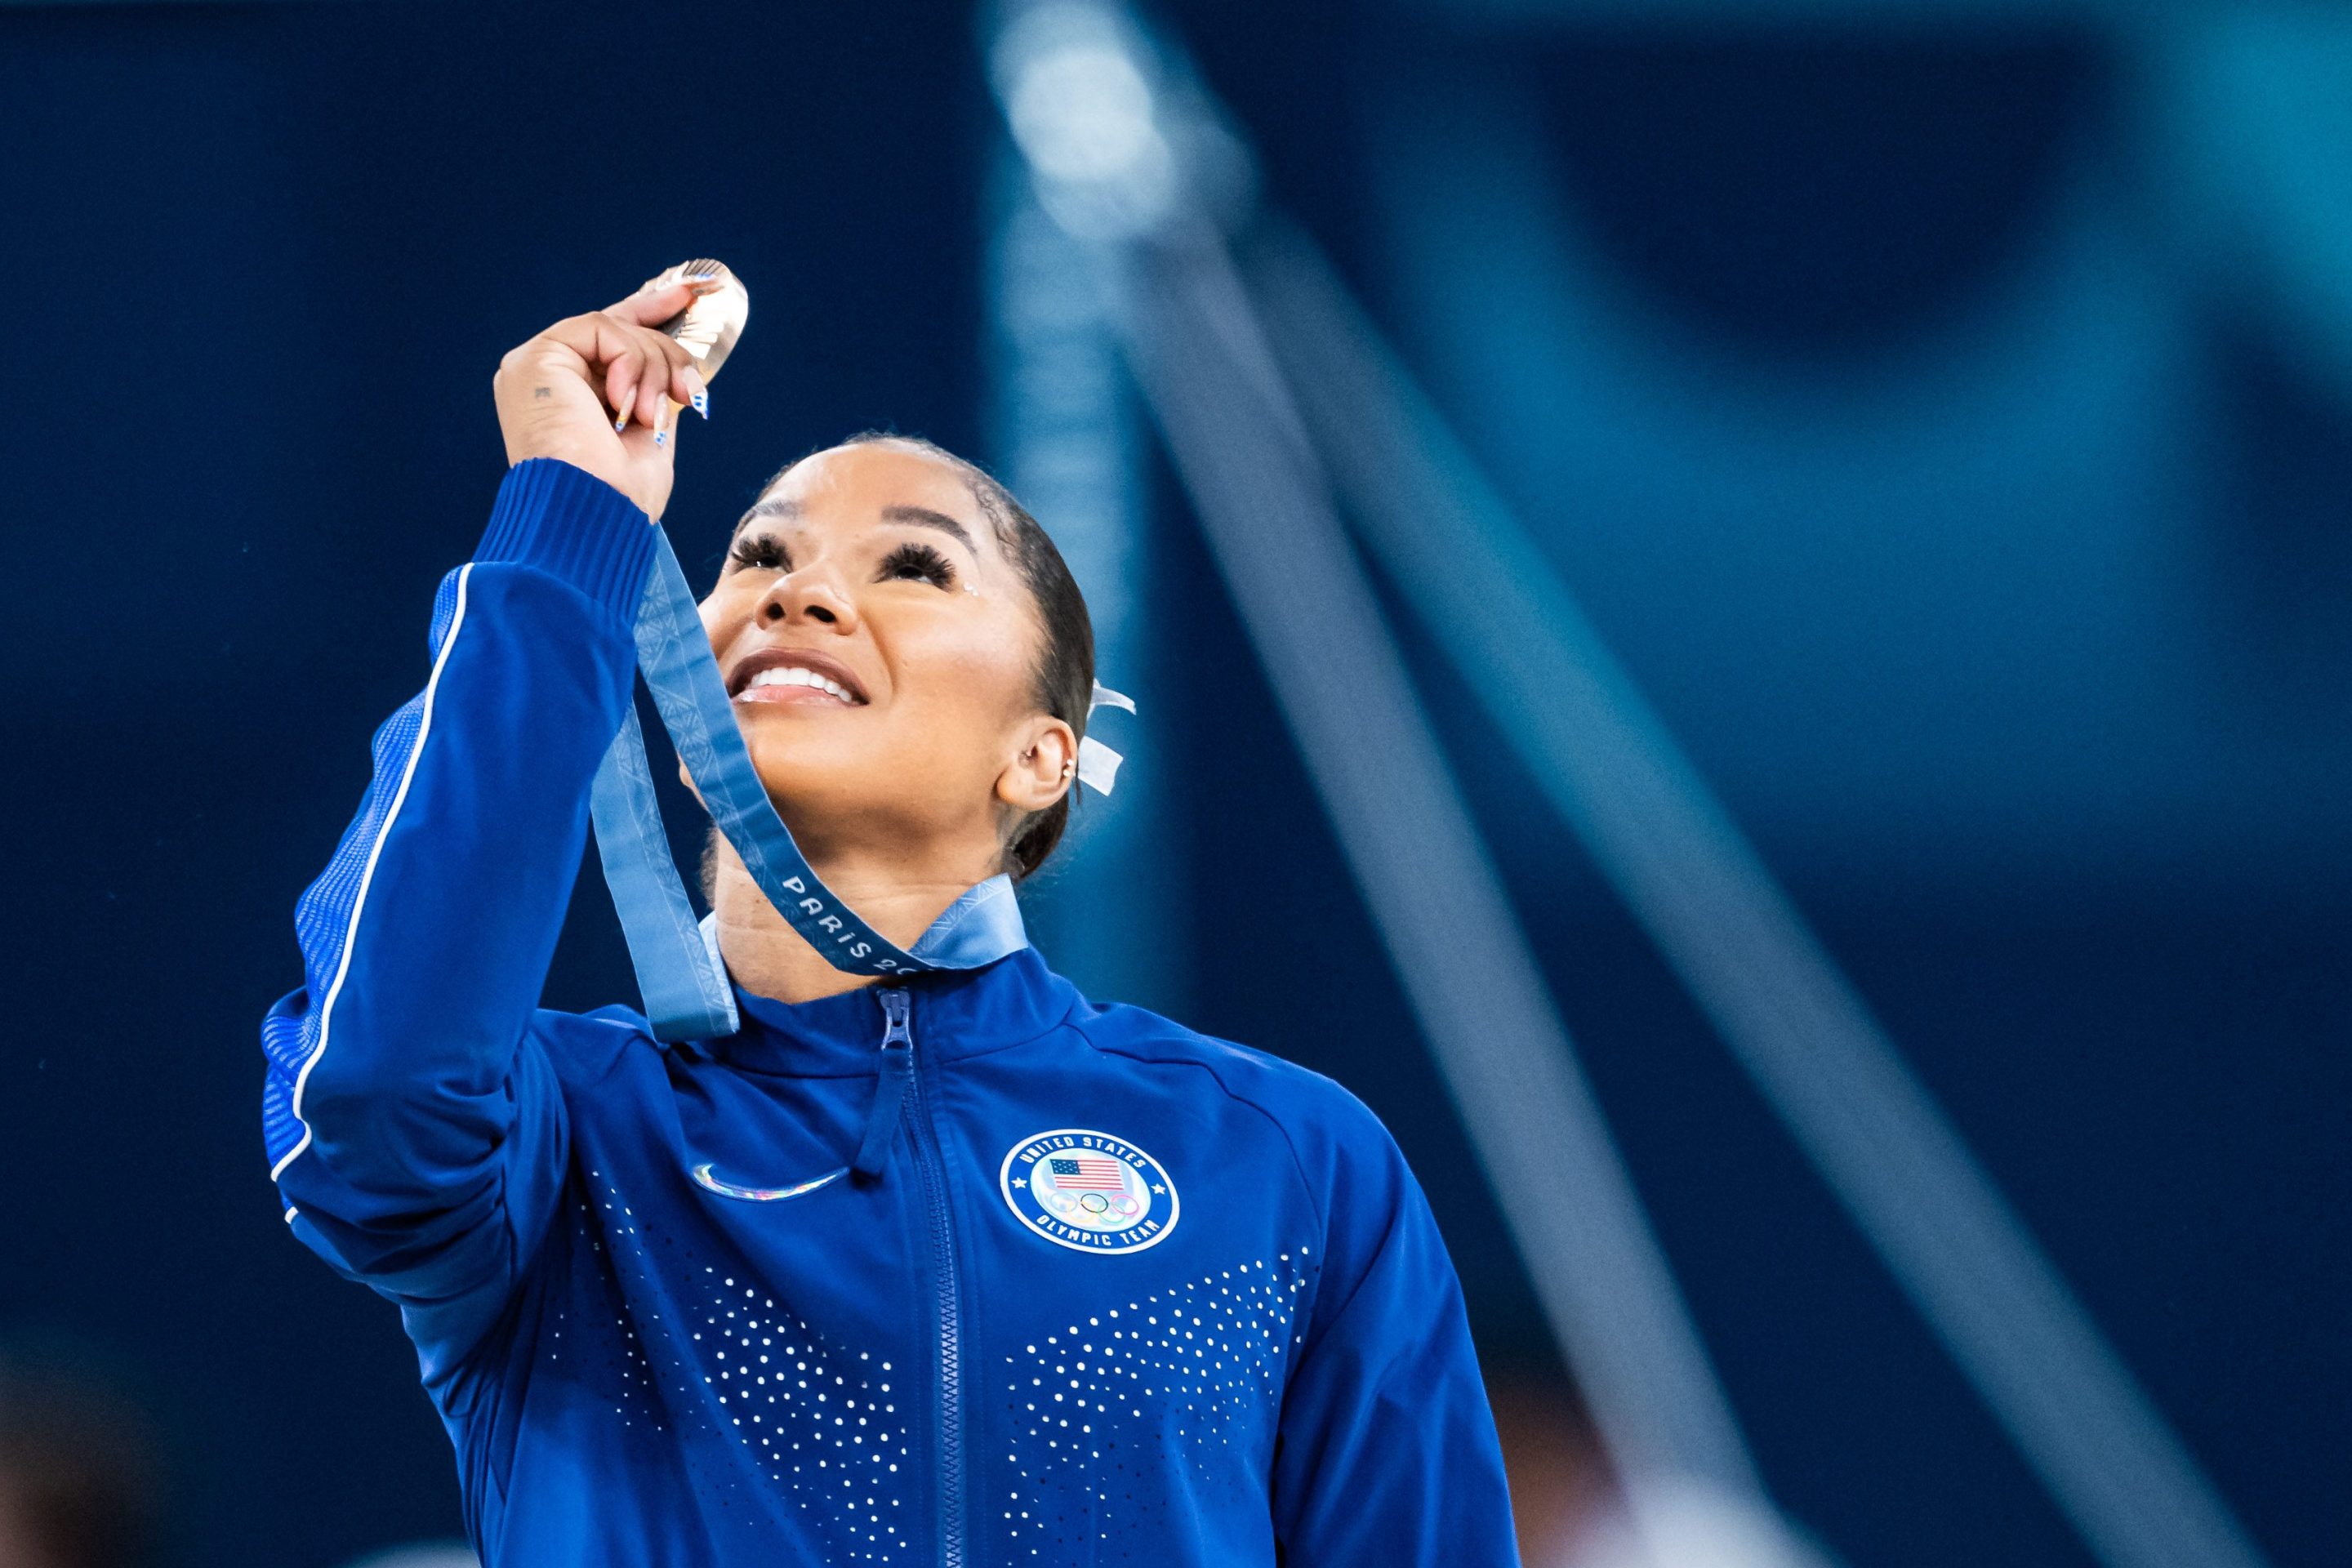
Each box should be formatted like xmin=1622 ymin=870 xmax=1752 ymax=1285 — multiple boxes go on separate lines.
xmin=477 ymin=458 xmax=659 ymax=621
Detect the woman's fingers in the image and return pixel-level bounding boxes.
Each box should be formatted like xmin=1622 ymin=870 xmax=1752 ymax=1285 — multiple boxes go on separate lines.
xmin=605 ymin=275 xmax=705 ymax=327
xmin=607 ymin=274 xmax=718 ymax=427
xmin=605 ymin=348 xmax=642 ymax=434
xmin=537 ymin=311 xmax=634 ymax=424
xmin=495 ymin=284 xmax=706 ymax=520
xmin=537 ymin=307 xmax=698 ymax=437
xmin=643 ymin=332 xmax=701 ymax=443
xmin=635 ymin=339 xmax=674 ymax=438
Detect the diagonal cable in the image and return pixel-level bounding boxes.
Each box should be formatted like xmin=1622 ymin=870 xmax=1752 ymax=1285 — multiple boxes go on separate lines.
xmin=1115 ymin=223 xmax=1766 ymax=1519
xmin=1241 ymin=226 xmax=2270 ymax=1568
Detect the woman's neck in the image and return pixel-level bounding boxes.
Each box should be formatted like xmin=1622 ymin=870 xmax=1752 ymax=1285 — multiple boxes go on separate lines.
xmin=708 ymin=841 xmax=998 ymax=1005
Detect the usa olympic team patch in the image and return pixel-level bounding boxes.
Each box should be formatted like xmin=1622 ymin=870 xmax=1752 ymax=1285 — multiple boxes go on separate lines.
xmin=999 ymin=1129 xmax=1179 ymax=1254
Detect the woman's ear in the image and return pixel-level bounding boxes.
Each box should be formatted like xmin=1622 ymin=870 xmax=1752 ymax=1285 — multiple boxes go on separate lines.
xmin=997 ymin=716 xmax=1077 ymax=816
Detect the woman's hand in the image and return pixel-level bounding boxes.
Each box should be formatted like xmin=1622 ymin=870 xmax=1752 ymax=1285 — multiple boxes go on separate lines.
xmin=493 ymin=278 xmax=710 ymax=520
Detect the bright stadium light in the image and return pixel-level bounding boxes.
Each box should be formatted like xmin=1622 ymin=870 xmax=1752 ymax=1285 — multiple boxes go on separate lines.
xmin=1005 ymin=39 xmax=1156 ymax=183
xmin=992 ymin=2 xmax=1178 ymax=238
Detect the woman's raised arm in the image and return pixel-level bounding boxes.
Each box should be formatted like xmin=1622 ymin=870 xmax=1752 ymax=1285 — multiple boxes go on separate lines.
xmin=257 ymin=282 xmax=702 ymax=1379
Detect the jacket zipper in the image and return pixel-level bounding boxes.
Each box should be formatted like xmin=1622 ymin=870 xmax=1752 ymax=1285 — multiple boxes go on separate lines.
xmin=853 ymin=988 xmax=915 ymax=1179
xmin=882 ymin=987 xmax=966 ymax=1568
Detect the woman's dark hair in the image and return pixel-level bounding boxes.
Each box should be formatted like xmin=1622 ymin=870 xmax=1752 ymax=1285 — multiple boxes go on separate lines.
xmin=757 ymin=433 xmax=1095 ymax=881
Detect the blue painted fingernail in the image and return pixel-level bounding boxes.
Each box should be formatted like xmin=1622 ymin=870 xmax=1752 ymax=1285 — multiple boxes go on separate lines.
xmin=654 ymin=429 xmax=667 ymax=448
xmin=613 ymin=414 xmax=628 ymax=433
xmin=691 ymin=390 xmax=709 ymax=419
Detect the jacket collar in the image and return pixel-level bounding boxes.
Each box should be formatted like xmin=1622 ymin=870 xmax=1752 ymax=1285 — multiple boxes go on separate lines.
xmin=906 ymin=873 xmax=1029 ymax=968
xmin=712 ymin=947 xmax=1081 ymax=1077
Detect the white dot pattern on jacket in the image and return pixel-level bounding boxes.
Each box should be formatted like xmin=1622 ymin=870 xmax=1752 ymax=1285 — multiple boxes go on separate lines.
xmin=693 ymin=1271 xmax=911 ymax=1558
xmin=566 ymin=1174 xmax=1321 ymax=1561
xmin=576 ymin=1174 xmax=917 ymax=1561
xmin=998 ymin=1250 xmax=1314 ymax=1559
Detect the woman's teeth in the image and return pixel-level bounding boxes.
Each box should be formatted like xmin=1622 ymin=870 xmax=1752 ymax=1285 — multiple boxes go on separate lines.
xmin=744 ymin=666 xmax=860 ymax=704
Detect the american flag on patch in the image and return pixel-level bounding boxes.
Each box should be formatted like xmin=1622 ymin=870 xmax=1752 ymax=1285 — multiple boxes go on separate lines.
xmin=1049 ymin=1156 xmax=1128 ymax=1191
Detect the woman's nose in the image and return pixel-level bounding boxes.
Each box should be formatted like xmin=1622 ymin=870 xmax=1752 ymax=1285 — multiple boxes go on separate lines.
xmin=758 ymin=569 xmax=857 ymax=631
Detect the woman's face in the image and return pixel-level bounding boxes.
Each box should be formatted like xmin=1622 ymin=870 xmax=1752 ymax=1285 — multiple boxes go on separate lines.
xmin=698 ymin=440 xmax=1071 ymax=865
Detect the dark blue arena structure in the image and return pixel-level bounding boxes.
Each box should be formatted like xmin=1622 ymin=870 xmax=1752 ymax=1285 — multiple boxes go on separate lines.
xmin=2 ymin=3 xmax=2350 ymax=1566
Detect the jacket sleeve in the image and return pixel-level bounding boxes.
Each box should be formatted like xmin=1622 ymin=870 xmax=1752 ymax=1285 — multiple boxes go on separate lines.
xmin=259 ymin=458 xmax=656 ymax=1381
xmin=1270 ymin=1099 xmax=1521 ymax=1566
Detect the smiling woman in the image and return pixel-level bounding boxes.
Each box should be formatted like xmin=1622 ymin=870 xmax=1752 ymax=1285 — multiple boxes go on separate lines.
xmin=255 ymin=274 xmax=1517 ymax=1568
xmin=702 ymin=436 xmax=1100 ymax=1009
xmin=715 ymin=438 xmax=1094 ymax=858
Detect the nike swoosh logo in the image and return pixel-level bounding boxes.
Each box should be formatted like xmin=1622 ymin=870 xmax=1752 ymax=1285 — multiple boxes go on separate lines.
xmin=689 ymin=1162 xmax=849 ymax=1202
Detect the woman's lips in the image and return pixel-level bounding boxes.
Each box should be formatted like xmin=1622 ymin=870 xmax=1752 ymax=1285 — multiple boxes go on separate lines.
xmin=726 ymin=648 xmax=871 ymax=704
xmin=737 ymin=684 xmax=854 ymax=706
xmin=734 ymin=664 xmax=865 ymax=706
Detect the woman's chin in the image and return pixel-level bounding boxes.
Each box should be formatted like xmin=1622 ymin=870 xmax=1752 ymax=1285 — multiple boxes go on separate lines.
xmin=747 ymin=751 xmax=897 ymax=824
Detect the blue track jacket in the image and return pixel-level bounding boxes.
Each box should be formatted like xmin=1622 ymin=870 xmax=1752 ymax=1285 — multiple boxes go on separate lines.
xmin=260 ymin=459 xmax=1518 ymax=1567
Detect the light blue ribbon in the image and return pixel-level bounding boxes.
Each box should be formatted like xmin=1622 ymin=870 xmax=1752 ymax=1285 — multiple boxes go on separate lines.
xmin=591 ymin=701 xmax=742 ymax=1039
xmin=590 ymin=528 xmax=1028 ymax=1041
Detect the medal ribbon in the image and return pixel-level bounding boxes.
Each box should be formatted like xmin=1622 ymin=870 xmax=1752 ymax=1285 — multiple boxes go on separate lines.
xmin=590 ymin=527 xmax=1029 ymax=1041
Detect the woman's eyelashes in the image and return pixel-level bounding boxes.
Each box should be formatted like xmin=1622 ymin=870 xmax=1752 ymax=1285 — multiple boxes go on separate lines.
xmin=725 ymin=532 xmax=957 ymax=590
xmin=877 ymin=540 xmax=957 ymax=590
xmin=728 ymin=532 xmax=791 ymax=573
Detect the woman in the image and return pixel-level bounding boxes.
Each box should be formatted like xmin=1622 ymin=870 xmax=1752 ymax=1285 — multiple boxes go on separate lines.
xmin=260 ymin=277 xmax=1517 ymax=1566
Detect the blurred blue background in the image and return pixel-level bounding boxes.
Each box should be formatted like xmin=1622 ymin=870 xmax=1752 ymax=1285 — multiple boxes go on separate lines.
xmin=1 ymin=2 xmax=2346 ymax=1566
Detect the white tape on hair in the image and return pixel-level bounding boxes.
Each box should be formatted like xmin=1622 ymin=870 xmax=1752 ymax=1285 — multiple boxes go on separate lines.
xmin=1076 ymin=735 xmax=1125 ymax=795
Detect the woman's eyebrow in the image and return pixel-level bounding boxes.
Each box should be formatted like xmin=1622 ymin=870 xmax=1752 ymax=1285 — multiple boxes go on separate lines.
xmin=733 ymin=497 xmax=975 ymax=551
xmin=880 ymin=504 xmax=976 ymax=550
xmin=734 ymin=497 xmax=800 ymax=534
